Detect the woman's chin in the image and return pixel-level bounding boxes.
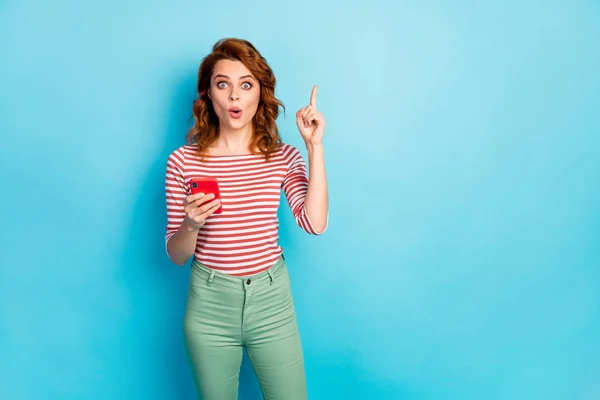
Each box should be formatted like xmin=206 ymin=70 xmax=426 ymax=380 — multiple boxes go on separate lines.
xmin=223 ymin=119 xmax=251 ymax=132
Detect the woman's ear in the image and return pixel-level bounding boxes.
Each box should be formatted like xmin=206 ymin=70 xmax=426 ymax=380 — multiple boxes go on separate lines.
xmin=207 ymin=90 xmax=211 ymax=99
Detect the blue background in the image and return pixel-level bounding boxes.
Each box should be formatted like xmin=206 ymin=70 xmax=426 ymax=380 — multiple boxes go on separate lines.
xmin=1 ymin=0 xmax=599 ymax=399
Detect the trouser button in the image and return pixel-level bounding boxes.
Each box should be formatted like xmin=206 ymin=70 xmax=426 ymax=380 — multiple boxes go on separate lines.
xmin=246 ymin=279 xmax=251 ymax=285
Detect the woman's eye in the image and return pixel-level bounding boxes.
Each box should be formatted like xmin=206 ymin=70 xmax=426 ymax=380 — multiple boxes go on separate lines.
xmin=241 ymin=82 xmax=252 ymax=90
xmin=217 ymin=82 xmax=228 ymax=88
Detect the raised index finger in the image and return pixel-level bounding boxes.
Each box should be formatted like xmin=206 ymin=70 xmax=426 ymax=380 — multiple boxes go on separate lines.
xmin=310 ymin=85 xmax=317 ymax=108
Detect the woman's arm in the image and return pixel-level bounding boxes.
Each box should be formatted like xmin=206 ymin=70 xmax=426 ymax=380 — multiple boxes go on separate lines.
xmin=304 ymin=143 xmax=328 ymax=233
xmin=164 ymin=149 xmax=220 ymax=265
xmin=296 ymin=85 xmax=328 ymax=233
xmin=166 ymin=220 xmax=201 ymax=266
xmin=166 ymin=193 xmax=221 ymax=265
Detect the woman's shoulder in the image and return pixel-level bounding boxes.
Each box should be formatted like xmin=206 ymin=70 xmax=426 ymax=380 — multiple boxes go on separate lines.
xmin=278 ymin=142 xmax=305 ymax=164
xmin=167 ymin=144 xmax=196 ymax=159
xmin=278 ymin=142 xmax=302 ymax=157
xmin=165 ymin=145 xmax=197 ymax=171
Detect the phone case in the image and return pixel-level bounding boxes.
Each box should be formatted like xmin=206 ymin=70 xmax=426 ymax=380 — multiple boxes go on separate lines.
xmin=189 ymin=177 xmax=222 ymax=214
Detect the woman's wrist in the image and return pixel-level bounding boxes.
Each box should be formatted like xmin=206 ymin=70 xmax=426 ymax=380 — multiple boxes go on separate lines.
xmin=305 ymin=142 xmax=324 ymax=154
xmin=182 ymin=218 xmax=202 ymax=233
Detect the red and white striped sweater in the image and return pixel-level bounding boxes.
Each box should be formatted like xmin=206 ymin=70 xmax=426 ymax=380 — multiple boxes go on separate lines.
xmin=165 ymin=143 xmax=327 ymax=276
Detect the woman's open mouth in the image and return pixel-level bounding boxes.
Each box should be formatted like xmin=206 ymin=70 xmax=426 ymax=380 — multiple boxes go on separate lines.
xmin=228 ymin=108 xmax=242 ymax=119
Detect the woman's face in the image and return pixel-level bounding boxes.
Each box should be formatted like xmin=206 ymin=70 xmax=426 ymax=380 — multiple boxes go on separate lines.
xmin=209 ymin=59 xmax=261 ymax=132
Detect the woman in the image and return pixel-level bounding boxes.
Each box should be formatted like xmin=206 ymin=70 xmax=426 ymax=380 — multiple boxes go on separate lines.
xmin=164 ymin=38 xmax=328 ymax=400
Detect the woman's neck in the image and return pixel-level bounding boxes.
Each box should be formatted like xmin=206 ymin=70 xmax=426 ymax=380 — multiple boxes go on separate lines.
xmin=211 ymin=126 xmax=254 ymax=155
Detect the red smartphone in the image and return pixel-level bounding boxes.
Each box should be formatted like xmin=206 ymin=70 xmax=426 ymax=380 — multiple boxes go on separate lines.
xmin=189 ymin=177 xmax=222 ymax=214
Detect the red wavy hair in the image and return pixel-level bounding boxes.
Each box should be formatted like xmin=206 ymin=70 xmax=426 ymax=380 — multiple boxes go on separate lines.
xmin=186 ymin=38 xmax=285 ymax=161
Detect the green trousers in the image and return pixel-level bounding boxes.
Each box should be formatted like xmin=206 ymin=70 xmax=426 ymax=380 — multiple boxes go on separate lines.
xmin=183 ymin=255 xmax=307 ymax=400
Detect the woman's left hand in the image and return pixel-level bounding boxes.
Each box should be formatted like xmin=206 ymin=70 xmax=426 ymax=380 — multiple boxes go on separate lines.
xmin=296 ymin=86 xmax=326 ymax=146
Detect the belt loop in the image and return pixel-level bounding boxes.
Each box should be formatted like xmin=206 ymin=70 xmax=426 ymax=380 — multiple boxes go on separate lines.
xmin=281 ymin=253 xmax=285 ymax=260
xmin=207 ymin=270 xmax=215 ymax=287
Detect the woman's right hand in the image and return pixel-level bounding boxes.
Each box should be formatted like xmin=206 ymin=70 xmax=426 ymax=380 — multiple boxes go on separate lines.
xmin=182 ymin=193 xmax=221 ymax=232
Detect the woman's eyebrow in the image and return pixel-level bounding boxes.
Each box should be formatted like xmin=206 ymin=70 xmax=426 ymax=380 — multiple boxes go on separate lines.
xmin=214 ymin=74 xmax=255 ymax=80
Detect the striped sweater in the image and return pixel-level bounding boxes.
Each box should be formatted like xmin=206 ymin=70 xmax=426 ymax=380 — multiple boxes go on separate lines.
xmin=165 ymin=143 xmax=327 ymax=276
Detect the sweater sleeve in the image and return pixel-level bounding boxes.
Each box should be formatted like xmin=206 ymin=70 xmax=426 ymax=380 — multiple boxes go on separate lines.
xmin=281 ymin=145 xmax=328 ymax=235
xmin=164 ymin=148 xmax=188 ymax=253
